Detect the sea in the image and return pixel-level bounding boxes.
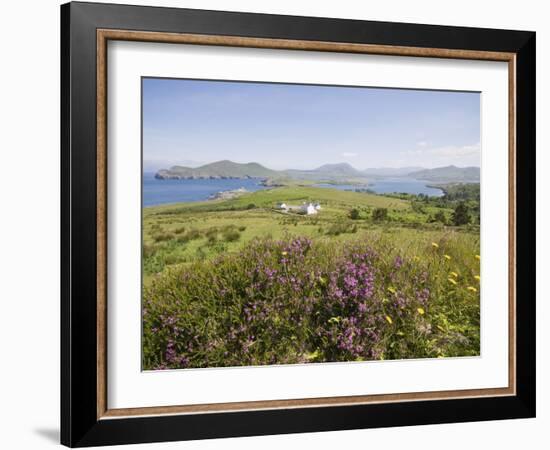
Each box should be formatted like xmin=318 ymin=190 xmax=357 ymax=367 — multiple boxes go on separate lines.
xmin=315 ymin=179 xmax=444 ymax=197
xmin=143 ymin=173 xmax=443 ymax=207
xmin=142 ymin=173 xmax=269 ymax=207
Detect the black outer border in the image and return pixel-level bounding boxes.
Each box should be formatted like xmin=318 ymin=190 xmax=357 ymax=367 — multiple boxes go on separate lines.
xmin=61 ymin=2 xmax=536 ymax=447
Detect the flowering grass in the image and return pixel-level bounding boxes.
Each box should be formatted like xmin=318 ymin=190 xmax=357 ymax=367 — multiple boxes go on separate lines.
xmin=142 ymin=232 xmax=480 ymax=370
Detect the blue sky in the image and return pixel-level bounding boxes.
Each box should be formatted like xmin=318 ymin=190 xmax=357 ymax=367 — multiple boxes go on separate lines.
xmin=143 ymin=78 xmax=480 ymax=171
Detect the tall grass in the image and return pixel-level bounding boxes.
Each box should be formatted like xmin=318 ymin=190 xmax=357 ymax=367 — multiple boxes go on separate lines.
xmin=142 ymin=233 xmax=480 ymax=370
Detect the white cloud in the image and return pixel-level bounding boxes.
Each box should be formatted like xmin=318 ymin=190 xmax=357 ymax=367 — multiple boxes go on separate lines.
xmin=400 ymin=142 xmax=480 ymax=168
xmin=403 ymin=142 xmax=480 ymax=158
xmin=341 ymin=152 xmax=358 ymax=158
xmin=417 ymin=140 xmax=428 ymax=147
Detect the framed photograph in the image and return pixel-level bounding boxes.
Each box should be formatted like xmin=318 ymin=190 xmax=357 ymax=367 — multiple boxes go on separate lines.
xmin=61 ymin=2 xmax=536 ymax=447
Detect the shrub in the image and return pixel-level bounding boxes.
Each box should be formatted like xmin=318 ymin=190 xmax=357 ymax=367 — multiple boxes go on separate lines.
xmin=326 ymin=222 xmax=356 ymax=236
xmin=349 ymin=208 xmax=360 ymax=220
xmin=372 ymin=208 xmax=388 ymax=221
xmin=411 ymin=201 xmax=426 ymax=214
xmin=153 ymin=232 xmax=175 ymax=243
xmin=205 ymin=228 xmax=219 ymax=240
xmin=434 ymin=211 xmax=447 ymax=225
xmin=222 ymin=229 xmax=241 ymax=242
xmin=182 ymin=229 xmax=202 ymax=242
xmin=452 ymin=202 xmax=470 ymax=226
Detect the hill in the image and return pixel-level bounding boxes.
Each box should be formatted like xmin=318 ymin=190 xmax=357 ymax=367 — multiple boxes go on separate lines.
xmin=314 ymin=163 xmax=364 ymax=177
xmin=407 ymin=165 xmax=480 ymax=182
xmin=159 ymin=185 xmax=410 ymax=214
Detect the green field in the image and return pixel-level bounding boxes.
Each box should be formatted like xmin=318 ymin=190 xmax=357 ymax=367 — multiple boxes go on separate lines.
xmin=142 ymin=184 xmax=481 ymax=369
xmin=142 ymin=186 xmax=471 ymax=278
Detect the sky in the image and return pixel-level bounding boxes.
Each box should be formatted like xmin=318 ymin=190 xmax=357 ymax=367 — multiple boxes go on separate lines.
xmin=142 ymin=77 xmax=480 ymax=171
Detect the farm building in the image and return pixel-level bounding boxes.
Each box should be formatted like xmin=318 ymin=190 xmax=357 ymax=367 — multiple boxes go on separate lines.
xmin=277 ymin=202 xmax=289 ymax=211
xmin=300 ymin=202 xmax=318 ymax=215
xmin=277 ymin=201 xmax=321 ymax=215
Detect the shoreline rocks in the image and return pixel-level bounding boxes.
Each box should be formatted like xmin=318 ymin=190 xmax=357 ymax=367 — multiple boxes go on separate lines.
xmin=155 ymin=171 xmax=259 ymax=181
xmin=208 ymin=187 xmax=249 ymax=200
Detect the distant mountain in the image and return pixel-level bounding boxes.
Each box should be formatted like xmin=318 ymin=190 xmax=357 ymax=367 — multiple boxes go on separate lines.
xmin=155 ymin=160 xmax=278 ymax=180
xmin=407 ymin=165 xmax=480 ymax=182
xmin=156 ymin=160 xmax=369 ymax=181
xmin=314 ymin=163 xmax=364 ymax=177
xmin=155 ymin=160 xmax=480 ymax=184
xmin=363 ymin=167 xmax=424 ymax=177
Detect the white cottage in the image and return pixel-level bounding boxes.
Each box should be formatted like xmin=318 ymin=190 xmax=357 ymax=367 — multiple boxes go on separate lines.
xmin=301 ymin=202 xmax=318 ymax=215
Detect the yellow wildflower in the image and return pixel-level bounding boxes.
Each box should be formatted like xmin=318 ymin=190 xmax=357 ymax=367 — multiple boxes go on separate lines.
xmin=387 ymin=286 xmax=396 ymax=294
xmin=467 ymin=286 xmax=477 ymax=293
xmin=431 ymin=242 xmax=439 ymax=249
xmin=448 ymin=278 xmax=458 ymax=285
xmin=474 ymin=275 xmax=481 ymax=281
xmin=444 ymin=254 xmax=451 ymax=261
xmin=417 ymin=307 xmax=425 ymax=315
xmin=281 ymin=251 xmax=288 ymax=256
xmin=385 ymin=315 xmax=393 ymax=325
xmin=475 ymin=254 xmax=481 ymax=260
xmin=413 ymin=256 xmax=420 ymax=262
xmin=450 ymin=271 xmax=458 ymax=278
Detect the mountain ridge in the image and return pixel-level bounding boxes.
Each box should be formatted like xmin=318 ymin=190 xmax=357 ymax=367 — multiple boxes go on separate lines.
xmin=315 ymin=163 xmax=364 ymax=176
xmin=407 ymin=165 xmax=480 ymax=182
xmin=155 ymin=160 xmax=480 ymax=183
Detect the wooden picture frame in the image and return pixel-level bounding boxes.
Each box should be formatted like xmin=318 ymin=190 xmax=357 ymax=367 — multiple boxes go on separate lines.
xmin=61 ymin=2 xmax=535 ymax=447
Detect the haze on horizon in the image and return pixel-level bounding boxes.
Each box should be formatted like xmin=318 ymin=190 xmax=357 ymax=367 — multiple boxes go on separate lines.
xmin=143 ymin=78 xmax=481 ymax=172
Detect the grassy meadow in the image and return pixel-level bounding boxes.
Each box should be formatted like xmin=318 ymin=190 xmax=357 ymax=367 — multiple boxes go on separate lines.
xmin=142 ymin=184 xmax=481 ymax=370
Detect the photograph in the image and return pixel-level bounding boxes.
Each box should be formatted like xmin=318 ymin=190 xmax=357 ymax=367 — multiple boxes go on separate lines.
xmin=141 ymin=78 xmax=482 ymax=370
